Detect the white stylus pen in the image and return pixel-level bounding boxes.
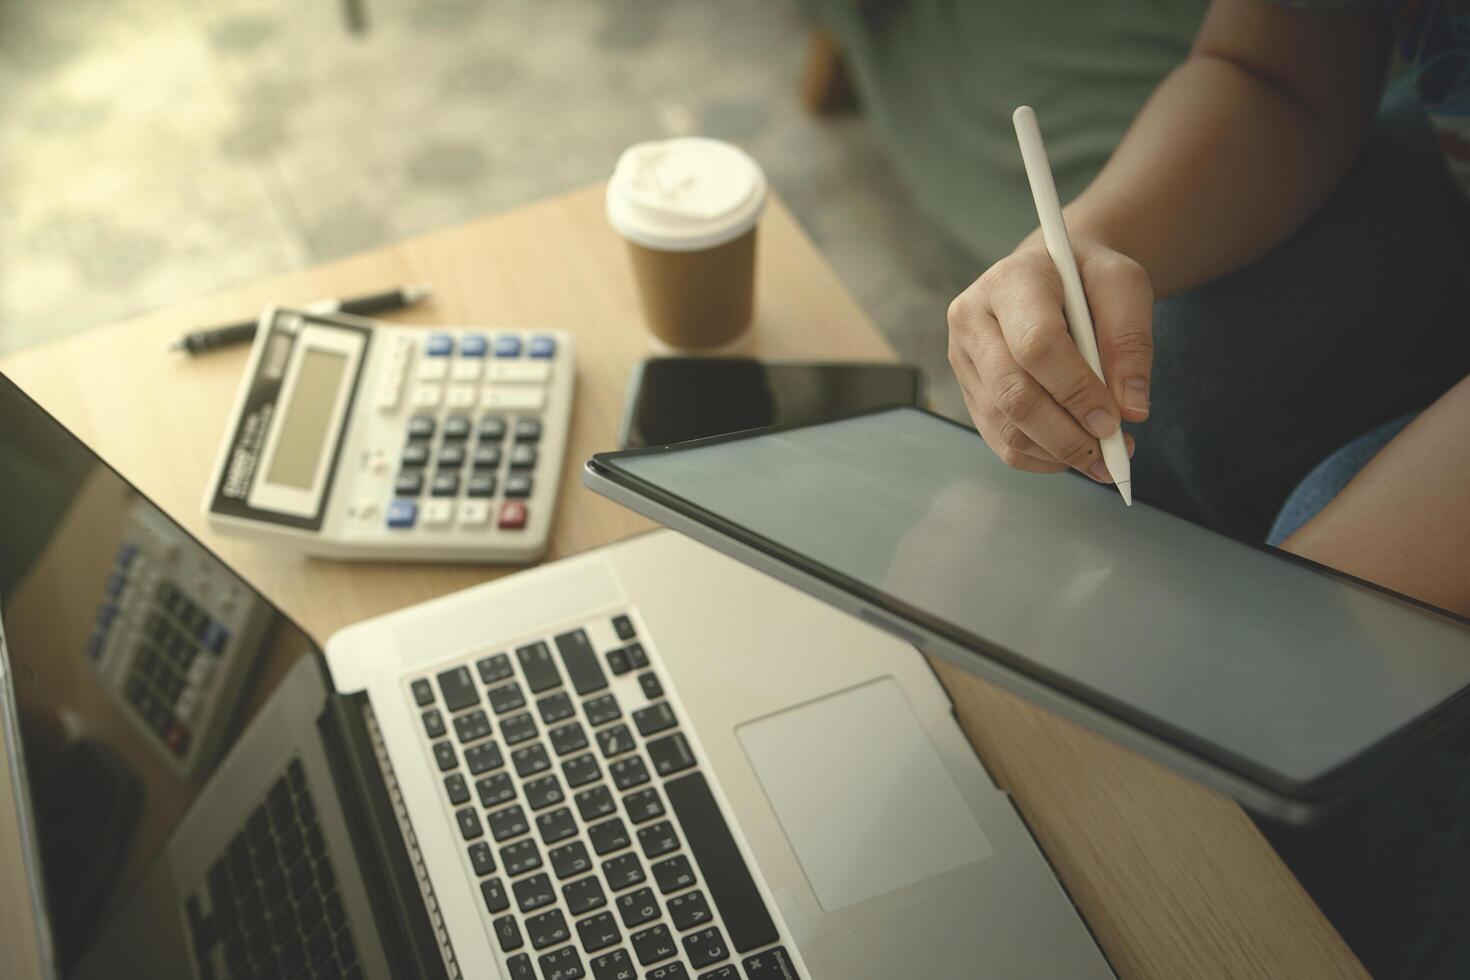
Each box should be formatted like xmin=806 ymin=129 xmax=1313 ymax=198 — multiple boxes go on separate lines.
xmin=1013 ymin=105 xmax=1133 ymax=506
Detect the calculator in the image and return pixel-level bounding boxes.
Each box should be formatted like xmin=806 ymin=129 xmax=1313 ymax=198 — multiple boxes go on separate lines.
xmin=88 ymin=502 xmax=272 ymax=777
xmin=204 ymin=308 xmax=575 ymax=563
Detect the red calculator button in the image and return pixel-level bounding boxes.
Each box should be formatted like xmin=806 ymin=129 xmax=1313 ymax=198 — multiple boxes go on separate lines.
xmin=498 ymin=501 xmax=528 ymax=530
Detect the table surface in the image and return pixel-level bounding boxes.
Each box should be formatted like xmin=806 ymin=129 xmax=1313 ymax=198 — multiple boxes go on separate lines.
xmin=0 ymin=184 xmax=1364 ymax=980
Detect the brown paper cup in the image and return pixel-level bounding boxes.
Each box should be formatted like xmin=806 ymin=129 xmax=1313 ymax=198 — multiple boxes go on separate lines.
xmin=625 ymin=227 xmax=756 ymax=351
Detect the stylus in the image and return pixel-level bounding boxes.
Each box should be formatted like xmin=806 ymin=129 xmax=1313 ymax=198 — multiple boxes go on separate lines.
xmin=1012 ymin=106 xmax=1133 ymax=506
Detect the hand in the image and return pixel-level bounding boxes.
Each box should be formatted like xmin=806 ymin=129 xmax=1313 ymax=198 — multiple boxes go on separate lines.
xmin=947 ymin=238 xmax=1153 ymax=480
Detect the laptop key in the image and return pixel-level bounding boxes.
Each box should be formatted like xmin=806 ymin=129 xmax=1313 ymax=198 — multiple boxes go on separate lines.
xmin=610 ymin=757 xmax=649 ymax=791
xmin=563 ymin=753 xmax=601 ymax=788
xmin=466 ymin=741 xmax=505 ymax=775
xmin=455 ymin=807 xmax=484 ymax=841
xmin=501 ymin=711 xmax=538 ymax=745
xmin=537 ymin=945 xmax=583 ymax=979
xmin=602 ymin=853 xmax=646 ymax=891
xmin=583 ymin=694 xmax=622 ymax=727
xmin=632 ymin=703 xmax=677 ymax=737
xmin=453 ymin=709 xmax=493 ymax=744
xmin=563 ymin=876 xmax=607 ymax=916
xmin=538 ymin=691 xmax=576 ymax=725
xmin=653 ymin=855 xmax=696 ymax=895
xmin=741 ymin=947 xmax=796 ymax=977
xmin=647 ymin=965 xmax=689 ymax=980
xmin=480 ymin=876 xmax=509 ymax=913
xmin=638 ymin=821 xmax=679 ymax=860
xmin=433 ymin=741 xmax=457 ymax=771
xmin=549 ymin=840 xmax=592 ymax=880
xmin=500 ymin=839 xmax=543 ymax=877
xmin=493 ymin=914 xmax=523 ymax=952
xmin=549 ymin=721 xmax=588 ymax=756
xmin=575 ymin=785 xmax=615 ymax=822
xmin=524 ymin=774 xmax=564 ymax=810
xmin=647 ymin=732 xmax=696 ymax=777
xmin=612 ymin=615 xmax=636 ymax=640
xmin=605 ymin=647 xmax=632 ymax=676
xmin=476 ymin=771 xmax=515 ymax=808
xmin=622 ymin=788 xmax=664 ymax=825
xmin=411 ymin=679 xmax=435 ymax=706
xmin=631 ymin=924 xmax=676 ymax=966
xmin=436 ymin=666 xmax=478 ymax=713
xmin=666 ymin=772 xmax=778 ymax=954
xmin=444 ymin=773 xmax=470 ymax=805
xmin=667 ymin=890 xmax=712 ymax=932
xmin=589 ymin=948 xmax=636 ymax=980
xmin=536 ymin=806 xmax=578 ymax=845
xmin=624 ymin=643 xmax=649 ymax=670
xmin=503 ymin=952 xmax=535 ymax=980
xmin=526 ymin=909 xmax=570 ymax=950
xmin=638 ymin=672 xmax=663 ymax=700
xmin=596 ymin=724 xmax=635 ymax=758
xmin=488 ymin=804 xmax=530 ymax=842
xmin=516 ymin=641 xmax=563 ymax=693
xmin=513 ymin=872 xmax=556 ymax=913
xmin=468 ymin=841 xmax=496 ymax=876
xmin=489 ymin=682 xmax=527 ymax=715
xmin=588 ymin=817 xmax=631 ymax=856
xmin=553 ymin=630 xmax=607 ymax=695
xmin=615 ymin=887 xmax=660 ymax=928
xmin=476 ymin=653 xmax=513 ymax=685
xmin=576 ymin=911 xmax=621 ymax=953
xmin=512 ymin=743 xmax=552 ymax=777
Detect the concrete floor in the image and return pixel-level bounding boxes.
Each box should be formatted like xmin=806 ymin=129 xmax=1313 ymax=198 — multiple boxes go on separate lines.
xmin=0 ymin=0 xmax=967 ymax=418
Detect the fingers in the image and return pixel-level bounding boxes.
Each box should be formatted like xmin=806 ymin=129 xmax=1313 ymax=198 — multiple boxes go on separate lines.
xmin=953 ymin=347 xmax=1068 ymax=473
xmin=1080 ymin=248 xmax=1154 ymax=423
xmin=988 ymin=259 xmax=1121 ymax=441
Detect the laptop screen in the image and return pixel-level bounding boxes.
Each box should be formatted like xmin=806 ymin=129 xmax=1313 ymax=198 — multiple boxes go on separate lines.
xmin=0 ymin=372 xmax=321 ymax=974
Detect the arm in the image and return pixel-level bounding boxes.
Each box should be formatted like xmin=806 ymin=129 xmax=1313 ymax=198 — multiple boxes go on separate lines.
xmin=948 ymin=0 xmax=1390 ymax=475
xmin=1281 ymin=375 xmax=1470 ymax=618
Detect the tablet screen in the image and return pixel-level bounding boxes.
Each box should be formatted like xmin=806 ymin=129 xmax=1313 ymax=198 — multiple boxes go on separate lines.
xmin=601 ymin=408 xmax=1470 ymax=789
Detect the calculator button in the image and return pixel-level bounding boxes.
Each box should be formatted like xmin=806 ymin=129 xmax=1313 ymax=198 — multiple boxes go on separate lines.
xmin=448 ymin=385 xmax=477 ymax=409
xmin=417 ymin=358 xmax=449 ymax=381
xmin=488 ymin=361 xmax=552 ymax=384
xmin=411 ymin=385 xmax=443 ymax=408
xmin=443 ymin=414 xmax=472 ymax=440
xmin=426 ymin=333 xmax=454 ymax=356
xmin=395 ymin=470 xmax=424 ymax=496
xmin=493 ymin=335 xmax=523 ymax=357
xmin=402 ymin=442 xmax=430 ymax=467
xmin=528 ymin=335 xmax=556 ymax=358
xmin=509 ymin=444 xmax=537 ymax=469
xmin=431 ymin=473 xmax=461 ymax=497
xmin=423 ymin=500 xmax=453 ymax=526
xmin=459 ymin=333 xmax=489 ymax=357
xmin=438 ymin=444 xmax=466 ymax=468
xmin=387 ymin=500 xmax=417 ymax=529
xmin=451 ymin=359 xmax=482 ymax=382
xmin=408 ymin=415 xmax=436 ymax=439
xmin=514 ymin=418 xmax=542 ymax=442
xmin=460 ymin=500 xmax=491 ymax=526
xmin=485 ymin=388 xmax=545 ymax=412
xmin=498 ymin=501 xmax=528 ymax=530
xmin=472 ymin=444 xmax=502 ymax=469
xmin=477 ymin=415 xmax=508 ymax=441
xmin=505 ymin=474 xmax=533 ymax=498
xmin=467 ymin=473 xmax=497 ymax=497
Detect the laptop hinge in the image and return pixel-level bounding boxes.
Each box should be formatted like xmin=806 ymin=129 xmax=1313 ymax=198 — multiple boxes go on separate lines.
xmin=317 ymin=691 xmax=453 ymax=979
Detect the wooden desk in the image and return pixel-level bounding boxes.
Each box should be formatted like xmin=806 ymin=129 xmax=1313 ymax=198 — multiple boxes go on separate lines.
xmin=0 ymin=185 xmax=1363 ymax=979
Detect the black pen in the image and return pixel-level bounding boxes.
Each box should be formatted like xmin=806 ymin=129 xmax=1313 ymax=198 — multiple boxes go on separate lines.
xmin=167 ymin=283 xmax=435 ymax=355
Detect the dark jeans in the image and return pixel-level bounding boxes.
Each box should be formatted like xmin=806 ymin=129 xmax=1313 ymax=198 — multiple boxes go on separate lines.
xmin=1130 ymin=80 xmax=1470 ymax=979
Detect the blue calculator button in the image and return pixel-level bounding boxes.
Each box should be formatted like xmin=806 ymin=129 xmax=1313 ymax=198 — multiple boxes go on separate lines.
xmin=105 ymin=573 xmax=126 ymax=598
xmin=493 ymin=335 xmax=523 ymax=358
xmin=425 ymin=334 xmax=454 ymax=357
xmin=387 ymin=499 xmax=418 ymax=529
xmin=116 ymin=543 xmax=138 ymax=567
xmin=459 ymin=333 xmax=488 ymax=357
xmin=201 ymin=621 xmax=230 ymax=656
xmin=528 ymin=336 xmax=556 ymax=358
xmin=96 ymin=603 xmax=118 ymax=629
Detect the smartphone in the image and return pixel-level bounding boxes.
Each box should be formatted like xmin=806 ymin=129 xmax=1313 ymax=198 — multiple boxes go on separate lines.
xmin=619 ymin=357 xmax=925 ymax=448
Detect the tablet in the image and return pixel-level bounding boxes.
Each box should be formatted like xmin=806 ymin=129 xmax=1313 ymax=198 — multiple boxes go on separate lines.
xmin=583 ymin=406 xmax=1470 ymax=821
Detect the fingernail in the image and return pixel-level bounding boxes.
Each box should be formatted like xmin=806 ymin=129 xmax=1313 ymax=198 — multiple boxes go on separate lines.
xmin=1123 ymin=378 xmax=1149 ymax=416
xmin=1088 ymin=460 xmax=1110 ymax=483
xmin=1084 ymin=410 xmax=1118 ymax=438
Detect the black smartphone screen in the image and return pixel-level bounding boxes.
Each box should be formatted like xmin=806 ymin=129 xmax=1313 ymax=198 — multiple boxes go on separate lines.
xmin=620 ymin=358 xmax=924 ymax=448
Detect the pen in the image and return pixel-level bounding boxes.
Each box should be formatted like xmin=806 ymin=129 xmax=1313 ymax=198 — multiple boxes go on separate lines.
xmin=166 ymin=283 xmax=435 ymax=355
xmin=1012 ymin=105 xmax=1133 ymax=506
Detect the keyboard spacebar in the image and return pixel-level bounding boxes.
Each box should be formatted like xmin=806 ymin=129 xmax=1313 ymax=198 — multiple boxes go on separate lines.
xmin=664 ymin=771 xmax=778 ymax=953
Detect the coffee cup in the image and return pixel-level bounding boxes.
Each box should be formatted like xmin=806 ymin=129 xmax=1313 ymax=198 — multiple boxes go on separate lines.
xmin=606 ymin=138 xmax=767 ymax=351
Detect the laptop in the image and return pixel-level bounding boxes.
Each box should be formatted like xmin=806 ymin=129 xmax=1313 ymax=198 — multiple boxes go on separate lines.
xmin=0 ymin=371 xmax=1112 ymax=979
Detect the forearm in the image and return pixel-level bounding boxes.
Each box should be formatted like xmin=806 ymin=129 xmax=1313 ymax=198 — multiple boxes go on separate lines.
xmin=1282 ymin=375 xmax=1470 ymax=618
xmin=1044 ymin=3 xmax=1388 ymax=297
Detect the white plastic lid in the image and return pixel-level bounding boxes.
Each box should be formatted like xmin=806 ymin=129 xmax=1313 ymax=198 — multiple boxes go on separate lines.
xmin=606 ymin=137 xmax=768 ymax=252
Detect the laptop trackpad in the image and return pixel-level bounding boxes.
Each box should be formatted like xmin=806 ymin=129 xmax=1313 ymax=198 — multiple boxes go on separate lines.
xmin=738 ymin=677 xmax=993 ymax=912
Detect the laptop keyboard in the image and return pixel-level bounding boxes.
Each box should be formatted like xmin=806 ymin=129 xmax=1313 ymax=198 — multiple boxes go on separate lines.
xmin=183 ymin=757 xmax=361 ymax=980
xmin=411 ymin=613 xmax=800 ymax=980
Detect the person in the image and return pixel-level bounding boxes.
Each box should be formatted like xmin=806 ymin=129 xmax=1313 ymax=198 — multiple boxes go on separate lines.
xmin=946 ymin=2 xmax=1470 ymax=975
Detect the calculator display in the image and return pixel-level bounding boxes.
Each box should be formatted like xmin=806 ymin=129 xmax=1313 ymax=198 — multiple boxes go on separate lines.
xmin=266 ymin=348 xmax=349 ymax=490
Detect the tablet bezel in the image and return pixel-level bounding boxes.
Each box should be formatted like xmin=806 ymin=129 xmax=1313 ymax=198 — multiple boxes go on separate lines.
xmin=583 ymin=405 xmax=1470 ymax=822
